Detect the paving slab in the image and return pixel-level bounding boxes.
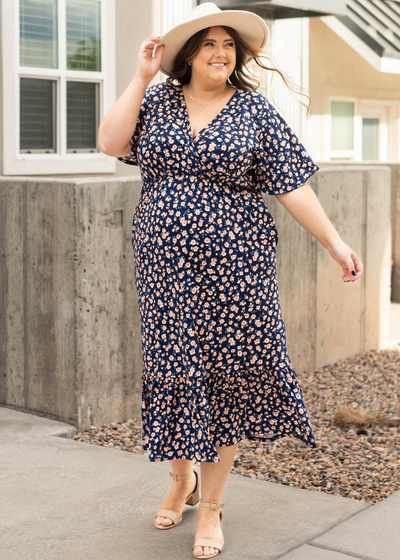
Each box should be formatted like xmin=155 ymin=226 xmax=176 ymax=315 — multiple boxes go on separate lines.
xmin=0 ymin=406 xmax=76 ymax=438
xmin=279 ymin=544 xmax=361 ymax=559
xmin=0 ymin=407 xmax=369 ymax=560
xmin=310 ymin=490 xmax=400 ymax=560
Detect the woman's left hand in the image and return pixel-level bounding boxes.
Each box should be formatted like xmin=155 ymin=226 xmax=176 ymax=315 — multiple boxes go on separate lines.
xmin=328 ymin=240 xmax=364 ymax=282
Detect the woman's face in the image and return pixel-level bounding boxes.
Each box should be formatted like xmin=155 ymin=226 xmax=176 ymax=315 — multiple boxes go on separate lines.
xmin=189 ymin=27 xmax=236 ymax=86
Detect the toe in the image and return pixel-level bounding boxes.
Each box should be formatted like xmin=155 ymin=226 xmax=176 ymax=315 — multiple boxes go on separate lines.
xmin=155 ymin=516 xmax=172 ymax=527
xmin=193 ymin=546 xmax=203 ymax=557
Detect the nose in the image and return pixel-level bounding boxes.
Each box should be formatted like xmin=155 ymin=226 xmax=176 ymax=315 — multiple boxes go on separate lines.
xmin=215 ymin=44 xmax=228 ymax=58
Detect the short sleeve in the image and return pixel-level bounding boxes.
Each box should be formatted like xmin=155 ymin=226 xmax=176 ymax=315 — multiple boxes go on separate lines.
xmin=252 ymin=96 xmax=319 ymax=195
xmin=116 ymin=85 xmax=153 ymax=167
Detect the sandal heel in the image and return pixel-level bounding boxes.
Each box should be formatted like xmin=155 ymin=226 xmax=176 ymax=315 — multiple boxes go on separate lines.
xmin=185 ymin=471 xmax=200 ymax=506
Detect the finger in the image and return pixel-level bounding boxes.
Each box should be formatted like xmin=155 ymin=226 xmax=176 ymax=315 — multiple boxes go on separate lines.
xmin=154 ymin=44 xmax=165 ymax=61
xmin=352 ymin=253 xmax=364 ymax=273
xmin=344 ymin=254 xmax=358 ymax=276
xmin=141 ymin=39 xmax=162 ymax=52
xmin=345 ymin=257 xmax=356 ymax=275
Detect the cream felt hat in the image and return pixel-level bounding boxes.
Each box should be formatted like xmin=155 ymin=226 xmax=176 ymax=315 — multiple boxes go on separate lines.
xmin=157 ymin=2 xmax=269 ymax=76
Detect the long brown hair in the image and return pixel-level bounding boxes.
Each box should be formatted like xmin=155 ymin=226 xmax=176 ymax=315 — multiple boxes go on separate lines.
xmin=166 ymin=25 xmax=311 ymax=118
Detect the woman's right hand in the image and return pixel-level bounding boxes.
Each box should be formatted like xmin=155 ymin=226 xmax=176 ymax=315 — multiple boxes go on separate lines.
xmin=135 ymin=37 xmax=165 ymax=84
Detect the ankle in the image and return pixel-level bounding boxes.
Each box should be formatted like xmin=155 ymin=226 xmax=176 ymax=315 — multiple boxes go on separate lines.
xmin=199 ymin=500 xmax=223 ymax=512
xmin=197 ymin=506 xmax=222 ymax=521
xmin=170 ymin=469 xmax=194 ymax=482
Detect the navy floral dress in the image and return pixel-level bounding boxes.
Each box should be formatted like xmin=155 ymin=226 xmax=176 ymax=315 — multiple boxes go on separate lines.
xmin=117 ymin=81 xmax=319 ymax=462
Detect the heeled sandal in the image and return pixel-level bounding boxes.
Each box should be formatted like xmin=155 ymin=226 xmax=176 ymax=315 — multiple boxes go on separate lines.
xmin=154 ymin=469 xmax=200 ymax=530
xmin=193 ymin=500 xmax=225 ymax=559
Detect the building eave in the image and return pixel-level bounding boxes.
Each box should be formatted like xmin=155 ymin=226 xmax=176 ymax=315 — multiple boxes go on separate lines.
xmin=199 ymin=0 xmax=347 ymax=19
xmin=321 ymin=15 xmax=400 ymax=75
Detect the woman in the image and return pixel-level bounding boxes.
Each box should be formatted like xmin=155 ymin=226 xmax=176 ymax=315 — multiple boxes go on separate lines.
xmin=99 ymin=3 xmax=363 ymax=558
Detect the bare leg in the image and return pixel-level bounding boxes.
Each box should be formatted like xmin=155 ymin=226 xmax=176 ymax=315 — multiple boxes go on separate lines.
xmin=193 ymin=443 xmax=238 ymax=558
xmin=155 ymin=458 xmax=197 ymax=527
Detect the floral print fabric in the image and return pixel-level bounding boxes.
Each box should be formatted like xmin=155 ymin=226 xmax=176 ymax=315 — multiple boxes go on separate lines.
xmin=117 ymin=81 xmax=319 ymax=462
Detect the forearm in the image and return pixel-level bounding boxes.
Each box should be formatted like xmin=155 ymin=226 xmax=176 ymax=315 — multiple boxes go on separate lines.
xmin=98 ymin=75 xmax=149 ymax=156
xmin=275 ymin=183 xmax=342 ymax=251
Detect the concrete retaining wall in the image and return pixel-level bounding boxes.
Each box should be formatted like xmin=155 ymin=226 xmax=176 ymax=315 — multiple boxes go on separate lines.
xmin=0 ymin=178 xmax=142 ymax=429
xmin=391 ymin=165 xmax=400 ymax=302
xmin=0 ymin=167 xmax=392 ymax=429
xmin=267 ymin=166 xmax=391 ymax=373
xmin=314 ymin=162 xmax=400 ymax=303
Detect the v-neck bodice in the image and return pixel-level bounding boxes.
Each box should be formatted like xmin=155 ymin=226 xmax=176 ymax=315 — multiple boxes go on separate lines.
xmin=179 ymin=84 xmax=239 ymax=141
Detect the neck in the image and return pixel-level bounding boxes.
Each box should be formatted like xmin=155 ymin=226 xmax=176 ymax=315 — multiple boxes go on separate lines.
xmin=185 ymin=78 xmax=231 ymax=101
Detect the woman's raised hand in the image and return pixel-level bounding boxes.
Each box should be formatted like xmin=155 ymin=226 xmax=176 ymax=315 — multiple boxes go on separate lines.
xmin=135 ymin=37 xmax=165 ymax=84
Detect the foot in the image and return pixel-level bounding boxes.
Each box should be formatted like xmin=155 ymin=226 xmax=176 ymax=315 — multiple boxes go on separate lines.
xmin=155 ymin=471 xmax=197 ymax=527
xmin=193 ymin=505 xmax=224 ymax=558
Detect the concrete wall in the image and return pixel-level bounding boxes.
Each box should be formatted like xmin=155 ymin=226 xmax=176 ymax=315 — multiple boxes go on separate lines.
xmin=0 ymin=177 xmax=143 ymax=429
xmin=0 ymin=167 xmax=392 ymax=429
xmin=391 ymin=165 xmax=400 ymax=302
xmin=312 ymin=162 xmax=400 ymax=303
xmin=267 ymin=166 xmax=391 ymax=372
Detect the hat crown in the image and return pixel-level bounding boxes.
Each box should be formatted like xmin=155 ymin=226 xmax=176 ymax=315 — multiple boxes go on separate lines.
xmin=158 ymin=1 xmax=269 ymax=76
xmin=184 ymin=2 xmax=222 ymax=23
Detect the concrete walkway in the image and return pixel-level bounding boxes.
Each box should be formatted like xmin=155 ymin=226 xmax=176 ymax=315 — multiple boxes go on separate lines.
xmin=1 ymin=407 xmax=399 ymax=560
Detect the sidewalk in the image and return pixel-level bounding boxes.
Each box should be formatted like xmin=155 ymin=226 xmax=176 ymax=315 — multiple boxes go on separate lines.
xmin=1 ymin=407 xmax=399 ymax=560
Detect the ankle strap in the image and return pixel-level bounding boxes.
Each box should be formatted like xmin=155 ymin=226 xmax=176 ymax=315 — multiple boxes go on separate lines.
xmin=169 ymin=470 xmax=194 ymax=482
xmin=200 ymin=500 xmax=224 ymax=511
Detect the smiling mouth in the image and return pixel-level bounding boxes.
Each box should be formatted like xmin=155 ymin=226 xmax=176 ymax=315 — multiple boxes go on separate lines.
xmin=209 ymin=63 xmax=227 ymax=68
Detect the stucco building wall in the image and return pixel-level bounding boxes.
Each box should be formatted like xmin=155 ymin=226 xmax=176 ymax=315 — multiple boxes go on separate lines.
xmin=308 ymin=17 xmax=400 ymax=163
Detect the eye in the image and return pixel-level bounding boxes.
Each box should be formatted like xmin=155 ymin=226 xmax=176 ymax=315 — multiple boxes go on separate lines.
xmin=203 ymin=41 xmax=235 ymax=47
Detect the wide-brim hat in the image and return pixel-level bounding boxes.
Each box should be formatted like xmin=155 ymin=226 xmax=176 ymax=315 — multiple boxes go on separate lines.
xmin=157 ymin=2 xmax=269 ymax=76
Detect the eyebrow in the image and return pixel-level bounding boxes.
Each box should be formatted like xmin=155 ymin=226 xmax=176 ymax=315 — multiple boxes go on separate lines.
xmin=202 ymin=38 xmax=234 ymax=43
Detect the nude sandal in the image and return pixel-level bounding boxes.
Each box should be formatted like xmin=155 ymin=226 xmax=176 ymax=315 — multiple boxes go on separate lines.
xmin=193 ymin=500 xmax=225 ymax=559
xmin=154 ymin=470 xmax=200 ymax=530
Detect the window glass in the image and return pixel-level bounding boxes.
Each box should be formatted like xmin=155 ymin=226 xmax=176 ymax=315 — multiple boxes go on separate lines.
xmin=331 ymin=101 xmax=354 ymax=151
xmin=20 ymin=0 xmax=58 ymax=68
xmin=66 ymin=0 xmax=101 ymax=71
xmin=362 ymin=118 xmax=379 ymax=161
xmin=20 ymin=77 xmax=56 ymax=152
xmin=67 ymin=81 xmax=99 ymax=151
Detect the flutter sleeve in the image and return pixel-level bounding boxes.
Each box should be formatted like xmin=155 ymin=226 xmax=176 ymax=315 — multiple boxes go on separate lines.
xmin=251 ymin=95 xmax=319 ymax=195
xmin=116 ymin=85 xmax=153 ymax=167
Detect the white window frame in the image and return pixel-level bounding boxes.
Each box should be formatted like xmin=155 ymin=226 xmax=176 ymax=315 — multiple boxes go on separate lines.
xmin=328 ymin=96 xmax=358 ymax=161
xmin=1 ymin=0 xmax=116 ymax=176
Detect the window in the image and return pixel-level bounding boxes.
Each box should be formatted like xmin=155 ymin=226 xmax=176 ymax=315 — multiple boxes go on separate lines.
xmin=328 ymin=98 xmax=393 ymax=162
xmin=330 ymin=100 xmax=355 ymax=159
xmin=3 ymin=0 xmax=115 ymax=175
xmin=362 ymin=118 xmax=379 ymax=161
xmin=19 ymin=0 xmax=100 ymax=154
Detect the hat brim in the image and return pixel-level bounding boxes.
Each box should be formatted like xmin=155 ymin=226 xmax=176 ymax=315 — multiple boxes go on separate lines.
xmin=157 ymin=10 xmax=269 ymax=76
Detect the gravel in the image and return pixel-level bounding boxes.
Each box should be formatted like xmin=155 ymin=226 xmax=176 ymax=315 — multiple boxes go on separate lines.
xmin=70 ymin=346 xmax=400 ymax=505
